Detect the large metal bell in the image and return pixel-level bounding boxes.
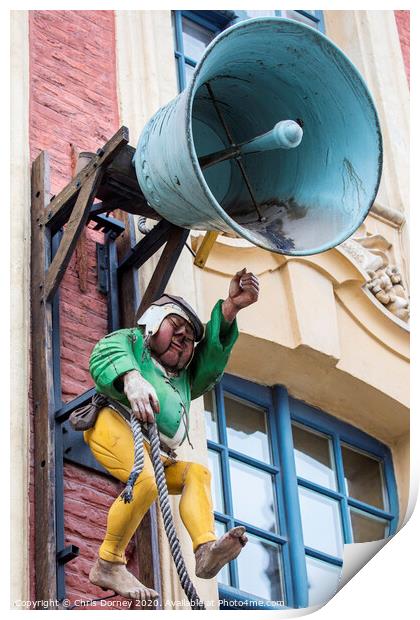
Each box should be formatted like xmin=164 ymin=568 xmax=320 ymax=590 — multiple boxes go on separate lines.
xmin=133 ymin=17 xmax=382 ymax=256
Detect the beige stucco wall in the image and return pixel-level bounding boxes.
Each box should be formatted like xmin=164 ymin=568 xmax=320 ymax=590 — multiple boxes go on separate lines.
xmin=324 ymin=10 xmax=410 ymax=289
xmin=390 ymin=433 xmax=410 ymax=525
xmin=115 ymin=8 xmax=410 ymax=605
xmin=10 ymin=10 xmax=31 ymax=605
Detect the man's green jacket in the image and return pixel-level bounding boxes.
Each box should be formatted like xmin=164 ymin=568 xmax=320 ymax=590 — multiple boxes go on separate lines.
xmin=89 ymin=300 xmax=238 ymax=444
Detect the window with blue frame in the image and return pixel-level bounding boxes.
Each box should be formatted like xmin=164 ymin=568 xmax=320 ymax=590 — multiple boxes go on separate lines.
xmin=203 ymin=375 xmax=399 ymax=609
xmin=172 ymin=11 xmax=225 ymax=92
xmin=172 ymin=10 xmax=324 ymax=92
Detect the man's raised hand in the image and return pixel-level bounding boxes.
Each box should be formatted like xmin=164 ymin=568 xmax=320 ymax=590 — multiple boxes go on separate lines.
xmin=222 ymin=268 xmax=259 ymax=323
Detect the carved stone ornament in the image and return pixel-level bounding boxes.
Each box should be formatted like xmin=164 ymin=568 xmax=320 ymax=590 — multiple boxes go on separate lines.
xmin=340 ymin=234 xmax=409 ymax=322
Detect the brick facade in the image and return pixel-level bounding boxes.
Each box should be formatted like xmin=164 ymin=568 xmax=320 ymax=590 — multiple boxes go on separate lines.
xmin=394 ymin=10 xmax=410 ymax=86
xmin=29 ymin=10 xmax=139 ymax=606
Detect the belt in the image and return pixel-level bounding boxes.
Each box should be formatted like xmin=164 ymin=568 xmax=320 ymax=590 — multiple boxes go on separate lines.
xmin=108 ymin=397 xmax=178 ymax=461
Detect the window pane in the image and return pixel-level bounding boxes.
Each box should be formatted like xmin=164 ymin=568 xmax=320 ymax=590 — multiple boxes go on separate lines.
xmin=292 ymin=424 xmax=337 ymax=490
xmin=283 ymin=10 xmax=319 ymax=28
xmin=225 ymin=395 xmax=271 ymax=463
xmin=215 ymin=521 xmax=230 ymax=585
xmin=207 ymin=450 xmax=224 ymax=513
xmin=230 ymin=458 xmax=278 ymax=533
xmin=236 ymin=533 xmax=284 ymax=602
xmin=298 ymin=486 xmax=344 ymax=558
xmin=203 ymin=391 xmax=219 ymax=442
xmin=341 ymin=444 xmax=385 ymax=510
xmin=245 ymin=10 xmax=277 ymax=18
xmin=350 ymin=508 xmax=389 ymax=543
xmin=306 ymin=556 xmax=342 ymax=606
xmin=182 ymin=17 xmax=214 ymax=61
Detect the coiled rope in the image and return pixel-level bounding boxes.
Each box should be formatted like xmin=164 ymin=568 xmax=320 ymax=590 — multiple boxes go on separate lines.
xmin=121 ymin=411 xmax=205 ymax=611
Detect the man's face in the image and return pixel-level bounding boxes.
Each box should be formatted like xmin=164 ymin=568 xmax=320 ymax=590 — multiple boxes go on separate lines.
xmin=149 ymin=314 xmax=195 ymax=371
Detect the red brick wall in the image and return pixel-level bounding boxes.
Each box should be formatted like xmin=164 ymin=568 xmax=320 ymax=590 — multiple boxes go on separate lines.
xmin=29 ymin=10 xmax=139 ymax=606
xmin=394 ymin=10 xmax=410 ymax=86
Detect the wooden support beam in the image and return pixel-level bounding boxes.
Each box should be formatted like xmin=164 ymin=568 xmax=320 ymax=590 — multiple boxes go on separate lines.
xmin=30 ymin=151 xmax=58 ymax=604
xmin=88 ymin=198 xmax=150 ymax=218
xmin=44 ymin=168 xmax=103 ymax=302
xmin=135 ymin=507 xmax=162 ymax=605
xmin=135 ymin=226 xmax=190 ymax=320
xmin=193 ymin=231 xmax=219 ymax=269
xmin=117 ymin=219 xmax=173 ymax=274
xmin=100 ymin=144 xmax=151 ymax=204
xmin=43 ymin=126 xmax=129 ymax=231
xmin=115 ymin=211 xmax=140 ymax=329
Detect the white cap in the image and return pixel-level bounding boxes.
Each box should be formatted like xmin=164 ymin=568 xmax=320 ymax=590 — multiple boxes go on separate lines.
xmin=137 ymin=303 xmax=192 ymax=339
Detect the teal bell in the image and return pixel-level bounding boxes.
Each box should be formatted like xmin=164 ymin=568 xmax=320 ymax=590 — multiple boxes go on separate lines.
xmin=133 ymin=17 xmax=382 ymax=256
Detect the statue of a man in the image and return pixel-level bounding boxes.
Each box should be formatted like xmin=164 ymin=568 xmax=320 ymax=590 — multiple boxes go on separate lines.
xmin=84 ymin=268 xmax=259 ymax=600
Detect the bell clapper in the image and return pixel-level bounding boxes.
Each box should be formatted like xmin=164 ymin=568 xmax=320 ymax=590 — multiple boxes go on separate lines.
xmin=201 ymin=82 xmax=304 ymax=225
xmin=199 ymin=119 xmax=303 ymax=169
xmin=203 ymin=82 xmax=265 ymax=223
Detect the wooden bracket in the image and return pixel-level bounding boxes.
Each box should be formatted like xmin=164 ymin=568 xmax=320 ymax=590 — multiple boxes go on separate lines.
xmin=135 ymin=226 xmax=190 ymax=320
xmin=30 ymin=125 xmax=191 ymax=605
xmin=40 ymin=126 xmax=130 ymax=302
xmin=44 ymin=168 xmax=103 ymax=302
xmin=42 ymin=126 xmax=129 ymax=231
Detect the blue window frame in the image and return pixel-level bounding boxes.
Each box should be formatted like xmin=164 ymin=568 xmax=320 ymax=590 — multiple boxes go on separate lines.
xmin=172 ymin=11 xmax=228 ymax=92
xmin=283 ymin=9 xmax=324 ymax=31
xmin=203 ymin=375 xmax=399 ymax=609
xmin=172 ymin=9 xmax=324 ymax=92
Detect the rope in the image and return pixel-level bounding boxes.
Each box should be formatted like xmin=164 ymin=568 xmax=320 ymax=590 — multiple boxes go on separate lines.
xmin=120 ymin=412 xmax=145 ymax=503
xmin=122 ymin=412 xmax=205 ymax=610
xmin=147 ymin=420 xmax=205 ymax=610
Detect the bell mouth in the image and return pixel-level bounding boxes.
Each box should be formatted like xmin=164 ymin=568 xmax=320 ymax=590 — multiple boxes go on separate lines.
xmin=187 ymin=17 xmax=382 ymax=256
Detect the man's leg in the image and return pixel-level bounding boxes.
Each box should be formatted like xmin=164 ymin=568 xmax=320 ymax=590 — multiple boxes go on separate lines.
xmin=84 ymin=407 xmax=158 ymax=600
xmin=164 ymin=460 xmax=247 ymax=579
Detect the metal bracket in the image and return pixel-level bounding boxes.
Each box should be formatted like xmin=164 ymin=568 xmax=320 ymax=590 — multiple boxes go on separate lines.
xmin=56 ymin=389 xmax=109 ymax=475
xmin=57 ymin=545 xmax=80 ymax=566
xmin=96 ymin=243 xmax=109 ymax=293
xmin=89 ymin=210 xmax=126 ymax=237
xmin=62 ymin=422 xmax=109 ymax=475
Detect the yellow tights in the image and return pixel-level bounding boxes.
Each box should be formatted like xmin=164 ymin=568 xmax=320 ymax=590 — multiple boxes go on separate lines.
xmin=84 ymin=407 xmax=217 ymax=564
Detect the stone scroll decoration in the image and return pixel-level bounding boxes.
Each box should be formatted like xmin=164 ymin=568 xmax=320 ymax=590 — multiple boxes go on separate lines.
xmin=340 ymin=232 xmax=409 ymax=322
